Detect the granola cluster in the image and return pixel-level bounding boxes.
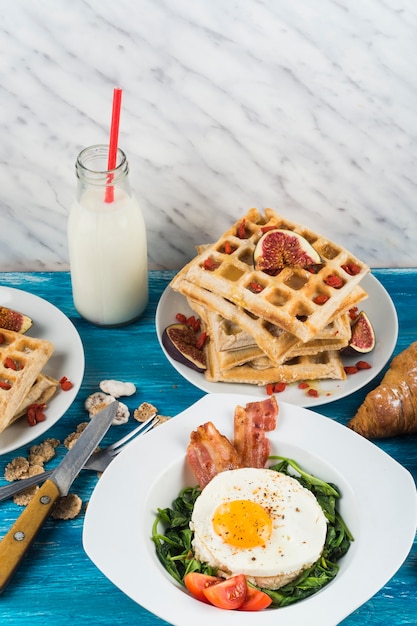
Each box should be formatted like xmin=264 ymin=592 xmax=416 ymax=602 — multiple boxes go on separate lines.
xmin=3 ymin=380 xmax=170 ymax=516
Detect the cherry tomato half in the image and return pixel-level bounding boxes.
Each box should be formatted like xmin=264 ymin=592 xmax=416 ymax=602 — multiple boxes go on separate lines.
xmin=202 ymin=574 xmax=247 ymax=610
xmin=184 ymin=572 xmax=222 ymax=603
xmin=239 ymin=586 xmax=272 ymax=611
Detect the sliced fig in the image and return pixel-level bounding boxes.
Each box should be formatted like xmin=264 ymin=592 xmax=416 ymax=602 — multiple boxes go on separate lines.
xmin=348 ymin=311 xmax=375 ymax=353
xmin=162 ymin=323 xmax=207 ymax=372
xmin=0 ymin=306 xmax=33 ymax=333
xmin=254 ymin=229 xmax=322 ymax=273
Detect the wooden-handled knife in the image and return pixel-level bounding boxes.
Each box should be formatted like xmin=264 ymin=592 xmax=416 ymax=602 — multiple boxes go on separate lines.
xmin=0 ymin=401 xmax=118 ymax=593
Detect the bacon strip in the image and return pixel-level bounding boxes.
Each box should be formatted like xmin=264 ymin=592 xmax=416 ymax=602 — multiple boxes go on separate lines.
xmin=233 ymin=396 xmax=278 ymax=468
xmin=187 ymin=398 xmax=279 ymax=488
xmin=186 ymin=421 xmax=240 ymax=489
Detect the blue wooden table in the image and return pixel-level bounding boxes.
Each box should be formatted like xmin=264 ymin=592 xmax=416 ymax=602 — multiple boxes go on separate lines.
xmin=0 ymin=270 xmax=416 ymax=625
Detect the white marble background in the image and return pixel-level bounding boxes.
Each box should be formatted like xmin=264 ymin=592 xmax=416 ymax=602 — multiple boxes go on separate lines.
xmin=0 ymin=0 xmax=416 ymax=271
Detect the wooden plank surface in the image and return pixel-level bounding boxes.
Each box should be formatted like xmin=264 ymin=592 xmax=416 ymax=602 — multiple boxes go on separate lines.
xmin=0 ymin=270 xmax=416 ymax=625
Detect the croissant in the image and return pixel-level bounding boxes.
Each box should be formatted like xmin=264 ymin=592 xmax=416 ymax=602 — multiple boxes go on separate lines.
xmin=347 ymin=342 xmax=417 ymax=438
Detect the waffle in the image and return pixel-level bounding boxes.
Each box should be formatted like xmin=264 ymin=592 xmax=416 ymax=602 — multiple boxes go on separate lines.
xmin=208 ymin=305 xmax=350 ymax=354
xmin=211 ymin=308 xmax=353 ymax=353
xmin=190 ymin=292 xmax=352 ymax=370
xmin=205 ymin=334 xmax=346 ymax=385
xmin=218 ymin=321 xmax=351 ymax=371
xmin=182 ymin=281 xmax=299 ymax=363
xmin=0 ymin=328 xmax=54 ymax=433
xmin=199 ymin=305 xmax=347 ymax=384
xmin=171 ymin=208 xmax=370 ymax=343
xmin=12 ymin=373 xmax=59 ymax=423
xmin=181 ymin=279 xmax=366 ymax=365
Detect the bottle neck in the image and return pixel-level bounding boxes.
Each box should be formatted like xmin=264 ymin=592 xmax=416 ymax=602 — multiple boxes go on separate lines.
xmin=75 ymin=144 xmax=131 ymax=203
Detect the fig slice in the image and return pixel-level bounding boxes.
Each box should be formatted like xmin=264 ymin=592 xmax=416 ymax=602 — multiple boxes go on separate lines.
xmin=348 ymin=311 xmax=375 ymax=353
xmin=254 ymin=229 xmax=322 ymax=273
xmin=0 ymin=306 xmax=33 ymax=333
xmin=162 ymin=323 xmax=207 ymax=372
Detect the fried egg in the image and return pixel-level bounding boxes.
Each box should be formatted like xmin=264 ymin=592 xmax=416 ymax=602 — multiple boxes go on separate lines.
xmin=190 ymin=467 xmax=327 ymax=588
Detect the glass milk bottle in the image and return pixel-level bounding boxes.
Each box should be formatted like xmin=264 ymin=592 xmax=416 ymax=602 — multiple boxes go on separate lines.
xmin=68 ymin=144 xmax=148 ymax=326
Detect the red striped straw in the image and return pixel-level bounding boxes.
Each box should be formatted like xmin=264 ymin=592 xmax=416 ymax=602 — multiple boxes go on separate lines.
xmin=105 ymin=87 xmax=123 ymax=203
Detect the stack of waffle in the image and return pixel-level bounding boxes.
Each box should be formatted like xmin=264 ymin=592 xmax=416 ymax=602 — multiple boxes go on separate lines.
xmin=170 ymin=208 xmax=370 ymax=386
xmin=0 ymin=328 xmax=57 ymax=434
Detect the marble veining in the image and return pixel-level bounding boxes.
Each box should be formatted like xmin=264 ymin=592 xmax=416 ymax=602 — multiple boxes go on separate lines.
xmin=0 ymin=0 xmax=416 ymax=271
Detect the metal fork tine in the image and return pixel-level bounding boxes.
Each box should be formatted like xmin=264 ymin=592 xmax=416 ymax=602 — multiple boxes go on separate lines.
xmin=128 ymin=416 xmax=159 ymax=440
xmin=108 ymin=413 xmax=158 ymax=452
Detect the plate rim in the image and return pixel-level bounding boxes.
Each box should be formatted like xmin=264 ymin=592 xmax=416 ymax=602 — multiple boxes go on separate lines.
xmin=0 ymin=285 xmax=85 ymax=455
xmin=155 ymin=272 xmax=398 ymax=407
xmin=83 ymin=393 xmax=416 ymax=626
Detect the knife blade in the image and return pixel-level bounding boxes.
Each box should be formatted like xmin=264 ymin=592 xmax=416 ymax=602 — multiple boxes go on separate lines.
xmin=0 ymin=401 xmax=118 ymax=593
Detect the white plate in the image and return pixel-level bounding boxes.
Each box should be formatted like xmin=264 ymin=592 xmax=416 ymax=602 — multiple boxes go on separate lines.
xmin=155 ymin=273 xmax=398 ymax=407
xmin=83 ymin=393 xmax=417 ymax=626
xmin=0 ymin=287 xmax=84 ymax=455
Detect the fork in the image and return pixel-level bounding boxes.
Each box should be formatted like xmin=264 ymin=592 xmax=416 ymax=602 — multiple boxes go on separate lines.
xmin=0 ymin=413 xmax=159 ymax=503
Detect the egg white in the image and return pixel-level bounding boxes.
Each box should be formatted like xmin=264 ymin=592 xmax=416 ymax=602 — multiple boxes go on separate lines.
xmin=190 ymin=467 xmax=327 ymax=587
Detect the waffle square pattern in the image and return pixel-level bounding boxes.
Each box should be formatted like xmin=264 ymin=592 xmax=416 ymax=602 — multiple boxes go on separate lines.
xmin=170 ymin=208 xmax=370 ymax=385
xmin=0 ymin=328 xmax=54 ymax=433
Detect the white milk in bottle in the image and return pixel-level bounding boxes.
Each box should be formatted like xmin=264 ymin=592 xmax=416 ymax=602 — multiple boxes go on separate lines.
xmin=68 ymin=145 xmax=148 ymax=326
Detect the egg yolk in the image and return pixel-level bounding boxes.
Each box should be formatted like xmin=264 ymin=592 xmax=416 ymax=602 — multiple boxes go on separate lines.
xmin=212 ymin=499 xmax=272 ymax=548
